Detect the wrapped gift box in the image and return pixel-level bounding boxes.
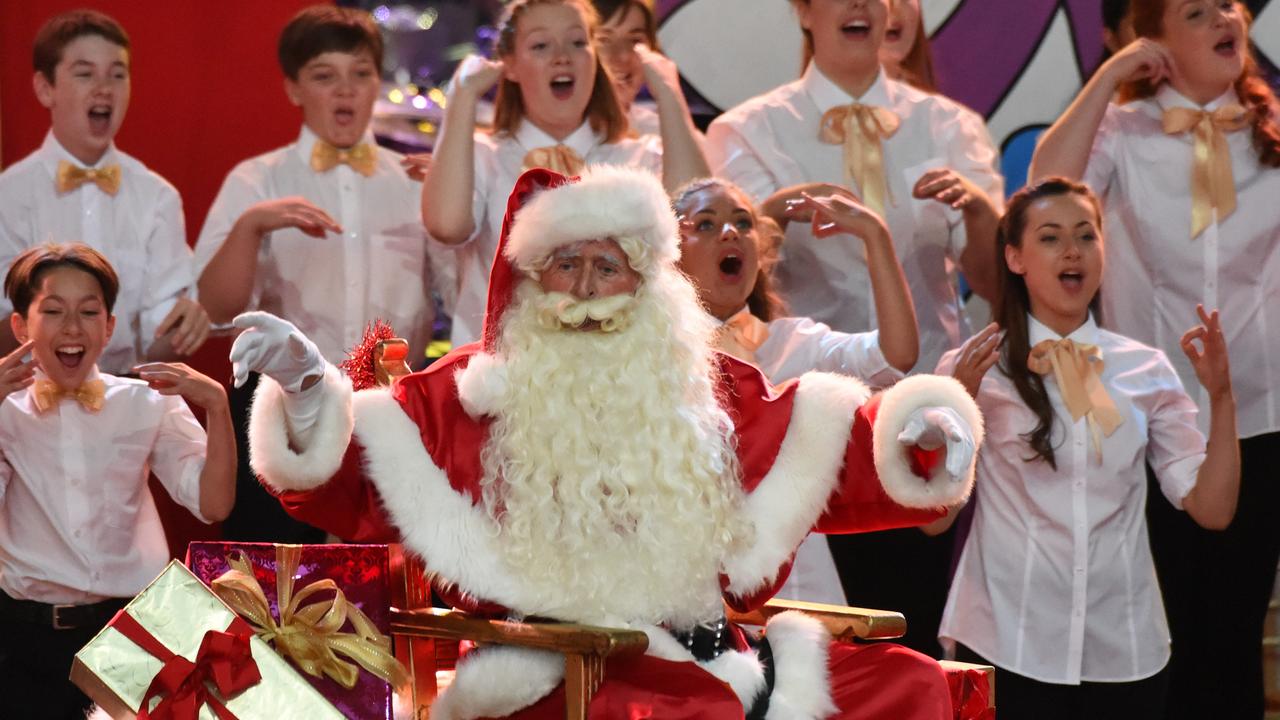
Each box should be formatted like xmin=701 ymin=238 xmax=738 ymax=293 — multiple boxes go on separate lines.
xmin=186 ymin=542 xmax=398 ymax=720
xmin=940 ymin=660 xmax=996 ymax=720
xmin=71 ymin=560 xmax=343 ymax=720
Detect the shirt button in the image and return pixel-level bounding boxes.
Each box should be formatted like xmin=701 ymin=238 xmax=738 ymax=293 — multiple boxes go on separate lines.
xmin=1075 ymin=567 xmax=1084 ymax=575
xmin=74 ymin=529 xmax=82 ymax=538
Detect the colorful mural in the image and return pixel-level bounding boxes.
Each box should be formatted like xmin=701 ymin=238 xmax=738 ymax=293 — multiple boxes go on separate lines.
xmin=656 ymin=0 xmax=1280 ymax=193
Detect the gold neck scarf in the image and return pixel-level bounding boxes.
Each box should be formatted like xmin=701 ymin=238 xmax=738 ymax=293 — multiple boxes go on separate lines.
xmin=522 ymin=144 xmax=585 ymax=176
xmin=1161 ymin=103 xmax=1250 ymax=238
xmin=818 ymin=103 xmax=900 ymax=215
xmin=1027 ymin=338 xmax=1123 ymax=461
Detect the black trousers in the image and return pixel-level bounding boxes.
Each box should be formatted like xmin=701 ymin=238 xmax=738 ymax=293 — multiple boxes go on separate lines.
xmin=220 ymin=372 xmax=326 ymax=544
xmin=954 ymin=643 xmax=1169 ymax=720
xmin=0 ymin=615 xmax=104 ymax=719
xmin=1148 ymin=430 xmax=1280 ymax=719
xmin=828 ymin=523 xmax=956 ymax=658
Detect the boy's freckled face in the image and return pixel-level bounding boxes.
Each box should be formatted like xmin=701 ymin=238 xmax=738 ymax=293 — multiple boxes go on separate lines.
xmin=286 ymin=50 xmax=380 ymax=149
xmin=33 ymin=34 xmax=131 ymax=167
xmin=10 ymin=267 xmax=115 ymax=392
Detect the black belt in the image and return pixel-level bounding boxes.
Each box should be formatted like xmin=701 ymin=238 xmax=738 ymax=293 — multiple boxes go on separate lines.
xmin=666 ymin=616 xmax=732 ymax=661
xmin=0 ymin=591 xmax=126 ymax=630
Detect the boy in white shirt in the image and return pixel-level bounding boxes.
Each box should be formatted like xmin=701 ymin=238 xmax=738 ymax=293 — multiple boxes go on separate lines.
xmin=194 ymin=5 xmax=438 ymax=542
xmin=0 ymin=10 xmax=211 ymax=371
xmin=0 ymin=243 xmax=234 ymax=719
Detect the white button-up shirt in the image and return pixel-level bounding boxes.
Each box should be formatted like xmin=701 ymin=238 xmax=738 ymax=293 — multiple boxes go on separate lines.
xmin=1085 ymin=85 xmax=1280 ymax=439
xmin=0 ymin=369 xmax=209 ymax=604
xmin=706 ymin=65 xmax=1004 ymax=374
xmin=194 ymin=126 xmax=437 ymax=364
xmin=0 ymin=133 xmax=194 ymax=374
xmin=444 ymin=121 xmax=663 ymax=346
xmin=746 ymin=315 xmax=903 ymax=606
xmin=937 ymin=315 xmax=1205 ymax=684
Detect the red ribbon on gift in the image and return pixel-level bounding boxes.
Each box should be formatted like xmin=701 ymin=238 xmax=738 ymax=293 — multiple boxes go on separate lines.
xmin=111 ymin=611 xmax=262 ymax=720
xmin=945 ymin=665 xmax=995 ymax=720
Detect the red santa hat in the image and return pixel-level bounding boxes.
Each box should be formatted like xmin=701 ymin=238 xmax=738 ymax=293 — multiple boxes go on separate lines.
xmin=458 ymin=164 xmax=679 ymax=417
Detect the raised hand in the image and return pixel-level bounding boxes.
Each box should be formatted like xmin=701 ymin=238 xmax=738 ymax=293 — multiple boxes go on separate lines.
xmin=451 ymin=54 xmax=505 ymax=99
xmin=1101 ymin=38 xmax=1175 ymax=88
xmin=0 ymin=341 xmax=38 ymax=401
xmin=155 ymin=295 xmax=211 ymax=356
xmin=1180 ymin=304 xmax=1232 ymax=400
xmin=952 ymin=322 xmax=1003 ymax=399
xmin=796 ymin=191 xmax=890 ymax=241
xmin=133 ymin=362 xmax=228 ymax=411
xmin=245 ymin=196 xmax=342 ymax=239
xmin=767 ymin=182 xmax=859 ymax=225
xmin=229 ymin=311 xmax=325 ymax=392
xmin=898 ymin=406 xmax=976 ymax=482
xmin=635 ymin=45 xmax=681 ymax=96
xmin=913 ymin=167 xmax=980 ymax=210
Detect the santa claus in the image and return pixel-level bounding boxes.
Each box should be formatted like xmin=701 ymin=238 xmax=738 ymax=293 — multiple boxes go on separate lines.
xmin=232 ymin=166 xmax=983 ymax=719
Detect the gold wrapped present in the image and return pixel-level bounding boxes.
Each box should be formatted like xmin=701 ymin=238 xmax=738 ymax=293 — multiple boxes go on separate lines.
xmin=71 ymin=560 xmax=345 ymax=720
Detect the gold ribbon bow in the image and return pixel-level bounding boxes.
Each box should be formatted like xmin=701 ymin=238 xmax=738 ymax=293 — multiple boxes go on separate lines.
xmin=310 ymin=140 xmax=377 ymax=177
xmin=211 ymin=546 xmax=408 ymax=690
xmin=56 ymin=160 xmax=121 ymax=196
xmin=522 ymin=144 xmax=585 ymax=176
xmin=1027 ymin=339 xmax=1124 ymax=461
xmin=818 ymin=104 xmax=901 ymax=215
xmin=32 ymin=378 xmax=106 ymax=414
xmin=715 ymin=308 xmax=771 ymax=364
xmin=1161 ymin=103 xmax=1250 ymax=239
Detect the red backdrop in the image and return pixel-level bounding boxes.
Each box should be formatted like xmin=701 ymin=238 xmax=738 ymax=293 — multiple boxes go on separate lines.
xmin=1 ymin=0 xmax=322 ymax=553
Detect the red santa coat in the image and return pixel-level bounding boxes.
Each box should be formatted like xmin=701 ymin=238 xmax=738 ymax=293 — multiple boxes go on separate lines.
xmin=249 ymin=345 xmax=981 ymax=720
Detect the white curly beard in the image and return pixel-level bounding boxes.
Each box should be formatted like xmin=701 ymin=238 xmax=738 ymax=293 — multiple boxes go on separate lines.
xmin=478 ymin=274 xmax=751 ymax=628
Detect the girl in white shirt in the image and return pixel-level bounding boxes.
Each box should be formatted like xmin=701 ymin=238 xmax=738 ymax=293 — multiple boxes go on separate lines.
xmin=673 ymin=177 xmax=918 ymax=606
xmin=935 ymin=178 xmax=1240 ymax=720
xmin=422 ymin=0 xmax=707 ymax=346
xmin=1029 ymin=2 xmax=1280 ymax=715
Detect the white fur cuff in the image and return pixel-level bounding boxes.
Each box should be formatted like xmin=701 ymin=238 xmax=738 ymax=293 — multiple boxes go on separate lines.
xmin=249 ymin=364 xmax=355 ymax=493
xmin=455 ymin=352 xmax=508 ymax=419
xmin=431 ymin=647 xmax=564 ymax=720
xmin=872 ymin=374 xmax=983 ymax=509
xmin=765 ymin=611 xmax=838 ymax=720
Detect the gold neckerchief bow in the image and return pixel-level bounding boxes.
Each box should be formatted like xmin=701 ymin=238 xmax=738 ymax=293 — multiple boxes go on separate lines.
xmin=211 ymin=546 xmax=408 ymax=690
xmin=1161 ymin=103 xmax=1250 ymax=238
xmin=715 ymin=308 xmax=771 ymax=364
xmin=522 ymin=144 xmax=585 ymax=176
xmin=1027 ymin=338 xmax=1124 ymax=462
xmin=32 ymin=378 xmax=106 ymax=414
xmin=310 ymin=140 xmax=377 ymax=177
xmin=818 ymin=104 xmax=901 ymax=215
xmin=55 ymin=160 xmax=121 ymax=196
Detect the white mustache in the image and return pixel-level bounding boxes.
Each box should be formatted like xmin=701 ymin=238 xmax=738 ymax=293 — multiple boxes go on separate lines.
xmin=535 ymin=291 xmax=637 ymax=332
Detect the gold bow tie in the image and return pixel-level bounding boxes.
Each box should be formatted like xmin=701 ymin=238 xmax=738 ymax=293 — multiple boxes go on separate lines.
xmin=522 ymin=144 xmax=585 ymax=176
xmin=1162 ymin=103 xmax=1250 ymax=239
xmin=310 ymin=140 xmax=376 ymax=177
xmin=716 ymin=309 xmax=771 ymax=365
xmin=1027 ymin=338 xmax=1123 ymax=461
xmin=55 ymin=160 xmax=121 ymax=196
xmin=32 ymin=378 xmax=106 ymax=414
xmin=819 ymin=104 xmax=901 ymax=215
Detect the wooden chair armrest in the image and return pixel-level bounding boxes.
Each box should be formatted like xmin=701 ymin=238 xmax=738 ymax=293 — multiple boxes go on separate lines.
xmin=390 ymin=607 xmax=650 ymax=658
xmin=725 ymin=598 xmax=907 ymax=641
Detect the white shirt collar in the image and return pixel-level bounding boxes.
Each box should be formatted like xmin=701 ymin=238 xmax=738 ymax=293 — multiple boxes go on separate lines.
xmin=801 ymin=62 xmax=894 ymax=113
xmin=1028 ymin=312 xmax=1100 ymax=346
xmin=513 ymin=119 xmax=601 ymax=158
xmin=1154 ymin=83 xmax=1241 ymax=113
xmin=39 ymin=131 xmax=118 ymax=173
xmin=293 ymin=124 xmax=378 ymax=166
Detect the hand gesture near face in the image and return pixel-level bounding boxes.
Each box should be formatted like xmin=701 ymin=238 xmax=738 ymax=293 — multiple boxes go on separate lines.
xmin=1103 ymin=38 xmax=1176 ymax=88
xmin=792 ymin=191 xmax=890 ymax=242
xmin=451 ymin=55 xmax=505 ymax=99
xmin=0 ymin=341 xmax=38 ymax=402
xmin=635 ymin=44 xmax=681 ymax=96
xmin=951 ymin=322 xmax=1002 ymax=399
xmin=1181 ymin=305 xmax=1232 ymax=399
xmin=246 ymin=196 xmax=343 ymax=239
xmin=133 ymin=362 xmax=228 ymax=412
xmin=913 ymin=167 xmax=981 ymax=210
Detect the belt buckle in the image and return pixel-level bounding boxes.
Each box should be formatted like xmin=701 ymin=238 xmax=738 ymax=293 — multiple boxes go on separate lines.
xmin=51 ymin=604 xmax=76 ymax=630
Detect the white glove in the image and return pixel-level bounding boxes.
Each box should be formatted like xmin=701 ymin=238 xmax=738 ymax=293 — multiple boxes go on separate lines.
xmin=230 ymin=312 xmax=325 ymax=393
xmin=897 ymin=406 xmax=975 ymax=482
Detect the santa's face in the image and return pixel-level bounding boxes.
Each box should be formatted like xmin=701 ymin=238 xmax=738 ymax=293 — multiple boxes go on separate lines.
xmin=536 ymin=239 xmax=642 ymax=331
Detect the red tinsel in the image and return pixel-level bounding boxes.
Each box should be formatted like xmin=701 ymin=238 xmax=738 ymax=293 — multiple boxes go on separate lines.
xmin=339 ymin=319 xmax=397 ymax=391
